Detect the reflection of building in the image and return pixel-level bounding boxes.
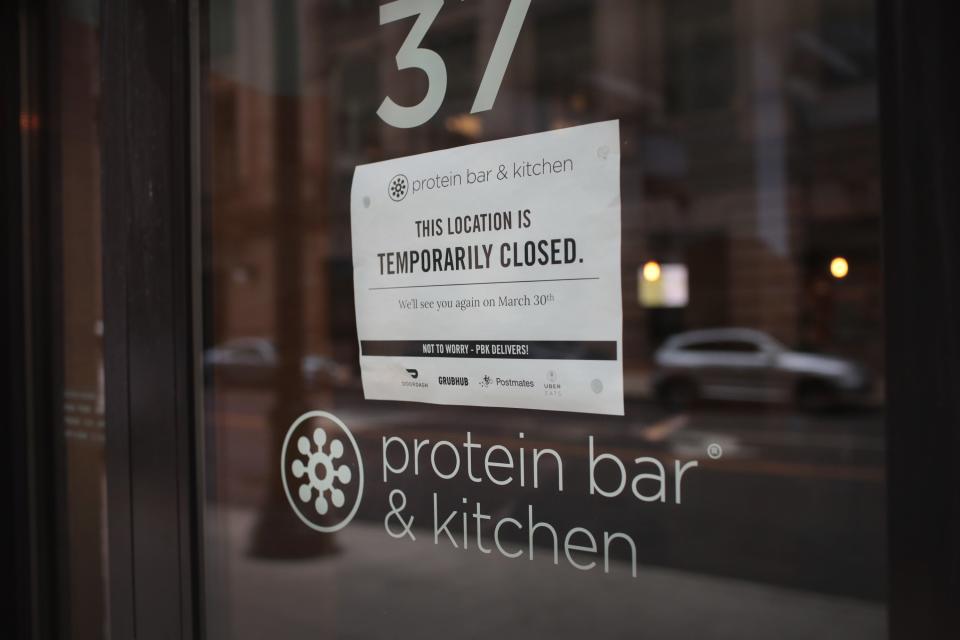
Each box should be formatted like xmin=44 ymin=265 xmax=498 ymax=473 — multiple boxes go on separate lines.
xmin=208 ymin=0 xmax=883 ymax=382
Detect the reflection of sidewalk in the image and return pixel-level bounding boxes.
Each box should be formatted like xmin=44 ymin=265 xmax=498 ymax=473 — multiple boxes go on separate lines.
xmin=206 ymin=507 xmax=884 ymax=640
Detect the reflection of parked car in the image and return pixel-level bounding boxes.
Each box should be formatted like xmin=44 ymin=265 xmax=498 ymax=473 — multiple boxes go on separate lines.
xmin=652 ymin=328 xmax=871 ymax=411
xmin=205 ymin=337 xmax=350 ymax=387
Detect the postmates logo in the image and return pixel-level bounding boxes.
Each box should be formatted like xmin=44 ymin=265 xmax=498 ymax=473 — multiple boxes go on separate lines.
xmin=281 ymin=411 xmax=364 ymax=533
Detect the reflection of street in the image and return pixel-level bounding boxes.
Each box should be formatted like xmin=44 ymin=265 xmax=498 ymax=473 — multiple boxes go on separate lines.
xmin=209 ymin=387 xmax=885 ymax=601
xmin=207 ymin=511 xmax=883 ymax=640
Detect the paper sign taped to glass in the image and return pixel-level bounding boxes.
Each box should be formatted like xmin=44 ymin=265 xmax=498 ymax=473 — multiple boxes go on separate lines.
xmin=351 ymin=121 xmax=623 ymax=415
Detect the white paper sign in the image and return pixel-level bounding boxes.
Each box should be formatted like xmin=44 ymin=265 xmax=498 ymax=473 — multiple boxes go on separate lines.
xmin=351 ymin=121 xmax=623 ymax=415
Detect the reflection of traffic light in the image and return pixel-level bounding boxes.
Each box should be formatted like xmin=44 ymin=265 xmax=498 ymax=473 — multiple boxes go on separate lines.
xmin=830 ymin=256 xmax=849 ymax=279
xmin=642 ymin=260 xmax=661 ymax=282
xmin=639 ymin=263 xmax=688 ymax=308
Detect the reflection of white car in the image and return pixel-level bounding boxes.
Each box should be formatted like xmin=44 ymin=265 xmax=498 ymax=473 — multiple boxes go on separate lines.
xmin=205 ymin=337 xmax=350 ymax=387
xmin=652 ymin=328 xmax=871 ymax=411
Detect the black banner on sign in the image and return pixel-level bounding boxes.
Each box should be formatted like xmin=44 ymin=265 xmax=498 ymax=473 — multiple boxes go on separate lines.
xmin=360 ymin=340 xmax=617 ymax=361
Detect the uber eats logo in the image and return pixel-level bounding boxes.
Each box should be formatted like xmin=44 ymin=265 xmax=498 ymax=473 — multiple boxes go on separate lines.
xmin=281 ymin=411 xmax=364 ymax=533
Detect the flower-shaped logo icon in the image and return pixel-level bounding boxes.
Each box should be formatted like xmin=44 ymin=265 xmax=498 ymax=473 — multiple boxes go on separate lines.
xmin=388 ymin=174 xmax=409 ymax=202
xmin=281 ymin=411 xmax=364 ymax=533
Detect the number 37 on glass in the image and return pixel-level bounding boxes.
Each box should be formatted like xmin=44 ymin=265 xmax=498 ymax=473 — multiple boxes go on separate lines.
xmin=377 ymin=0 xmax=531 ymax=129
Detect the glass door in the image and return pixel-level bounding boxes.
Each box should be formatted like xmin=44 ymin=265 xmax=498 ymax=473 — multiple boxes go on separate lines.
xmin=199 ymin=1 xmax=888 ymax=638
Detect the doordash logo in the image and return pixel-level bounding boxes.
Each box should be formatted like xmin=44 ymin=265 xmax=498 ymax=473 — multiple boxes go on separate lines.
xmin=281 ymin=411 xmax=364 ymax=533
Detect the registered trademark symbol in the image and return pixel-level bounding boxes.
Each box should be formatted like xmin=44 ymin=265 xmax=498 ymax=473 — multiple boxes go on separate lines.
xmin=707 ymin=443 xmax=723 ymax=460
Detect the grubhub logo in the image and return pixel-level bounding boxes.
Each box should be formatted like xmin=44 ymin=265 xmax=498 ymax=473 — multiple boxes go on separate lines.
xmin=388 ymin=174 xmax=409 ymax=202
xmin=281 ymin=411 xmax=364 ymax=533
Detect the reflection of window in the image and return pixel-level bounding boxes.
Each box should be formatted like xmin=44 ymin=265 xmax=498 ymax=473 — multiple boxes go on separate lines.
xmin=428 ymin=28 xmax=477 ymax=114
xmin=426 ymin=27 xmax=479 ymax=144
xmin=210 ymin=0 xmax=235 ymax=58
xmin=337 ymin=56 xmax=379 ymax=158
xmin=684 ymin=341 xmax=761 ymax=353
xmin=212 ymin=90 xmax=238 ymax=193
xmin=233 ymin=348 xmax=263 ymax=363
xmin=816 ymin=0 xmax=876 ymax=89
xmin=664 ymin=0 xmax=735 ymax=114
xmin=534 ymin=5 xmax=593 ymax=127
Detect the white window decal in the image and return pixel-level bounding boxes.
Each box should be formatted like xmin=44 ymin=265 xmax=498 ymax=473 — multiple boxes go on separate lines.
xmin=378 ymin=0 xmax=531 ymax=128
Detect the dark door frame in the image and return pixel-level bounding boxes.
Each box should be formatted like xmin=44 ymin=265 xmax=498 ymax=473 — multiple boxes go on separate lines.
xmin=878 ymin=0 xmax=960 ymax=637
xmin=100 ymin=0 xmax=205 ymax=639
xmin=5 ymin=1 xmax=68 ymax=638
